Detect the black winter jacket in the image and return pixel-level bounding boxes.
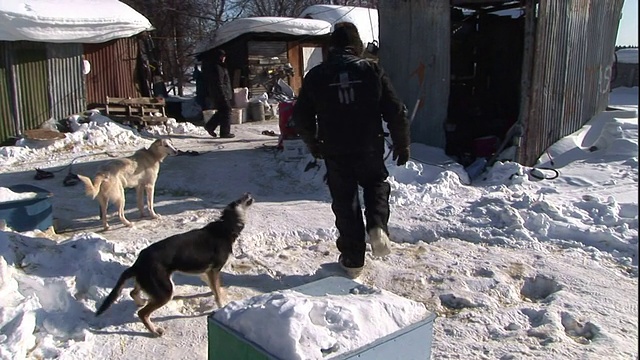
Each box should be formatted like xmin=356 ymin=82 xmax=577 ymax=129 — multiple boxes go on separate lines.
xmin=293 ymin=49 xmax=410 ymax=156
xmin=203 ymin=57 xmax=233 ymax=108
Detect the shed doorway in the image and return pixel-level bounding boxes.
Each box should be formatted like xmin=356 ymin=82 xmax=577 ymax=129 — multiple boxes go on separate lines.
xmin=445 ymin=5 xmax=526 ymax=165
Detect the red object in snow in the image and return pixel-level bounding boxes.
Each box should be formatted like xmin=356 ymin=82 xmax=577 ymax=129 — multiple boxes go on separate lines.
xmin=472 ymin=135 xmax=500 ymax=158
xmin=278 ymin=100 xmax=297 ymax=149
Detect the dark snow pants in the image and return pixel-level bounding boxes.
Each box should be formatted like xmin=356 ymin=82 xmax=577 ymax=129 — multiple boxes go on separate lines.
xmin=206 ymin=99 xmax=232 ymax=136
xmin=324 ymin=152 xmax=391 ymax=267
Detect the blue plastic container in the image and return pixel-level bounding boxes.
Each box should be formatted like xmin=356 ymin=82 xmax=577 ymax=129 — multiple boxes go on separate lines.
xmin=0 ymin=184 xmax=53 ymax=232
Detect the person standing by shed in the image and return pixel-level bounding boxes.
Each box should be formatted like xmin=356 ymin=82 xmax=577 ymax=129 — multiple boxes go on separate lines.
xmin=202 ymin=49 xmax=235 ymax=138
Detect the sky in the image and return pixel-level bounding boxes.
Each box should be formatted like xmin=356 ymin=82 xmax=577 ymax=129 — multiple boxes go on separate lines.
xmin=618 ymin=0 xmax=639 ymax=46
xmin=0 ymin=84 xmax=637 ymax=359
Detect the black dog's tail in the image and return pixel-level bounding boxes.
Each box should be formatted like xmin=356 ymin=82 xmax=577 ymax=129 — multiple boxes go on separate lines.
xmin=95 ymin=267 xmax=136 ymax=316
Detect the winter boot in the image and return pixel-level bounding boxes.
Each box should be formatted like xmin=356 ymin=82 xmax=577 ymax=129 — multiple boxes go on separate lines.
xmin=338 ymin=255 xmax=364 ymax=279
xmin=367 ymin=227 xmax=392 ymax=257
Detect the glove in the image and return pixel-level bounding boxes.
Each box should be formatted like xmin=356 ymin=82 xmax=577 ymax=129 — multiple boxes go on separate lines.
xmin=392 ymin=146 xmax=410 ymax=166
xmin=307 ymin=141 xmax=323 ymax=159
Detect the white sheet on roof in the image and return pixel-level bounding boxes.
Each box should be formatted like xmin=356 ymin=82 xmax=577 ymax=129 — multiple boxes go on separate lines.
xmin=196 ymin=17 xmax=332 ymax=54
xmin=0 ymin=0 xmax=153 ymax=43
xmin=299 ymin=5 xmax=379 ymax=47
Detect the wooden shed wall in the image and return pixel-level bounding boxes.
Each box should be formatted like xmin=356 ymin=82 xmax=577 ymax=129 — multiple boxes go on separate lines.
xmin=520 ymin=0 xmax=624 ymax=165
xmin=378 ymin=0 xmax=450 ymax=149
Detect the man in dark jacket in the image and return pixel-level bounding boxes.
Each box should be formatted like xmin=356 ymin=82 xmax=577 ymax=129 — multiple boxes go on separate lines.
xmin=293 ymin=22 xmax=411 ymax=278
xmin=203 ymin=49 xmax=235 ymax=138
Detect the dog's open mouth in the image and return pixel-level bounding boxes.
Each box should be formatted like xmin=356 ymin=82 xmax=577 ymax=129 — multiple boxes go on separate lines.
xmin=241 ymin=192 xmax=254 ymax=207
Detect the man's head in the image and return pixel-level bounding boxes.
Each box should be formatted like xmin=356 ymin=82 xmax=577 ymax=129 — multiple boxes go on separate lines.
xmin=215 ymin=48 xmax=226 ymax=63
xmin=330 ymin=22 xmax=364 ymax=56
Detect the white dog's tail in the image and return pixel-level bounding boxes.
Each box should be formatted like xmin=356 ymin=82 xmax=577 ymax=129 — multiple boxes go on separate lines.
xmin=77 ymin=174 xmax=105 ymax=199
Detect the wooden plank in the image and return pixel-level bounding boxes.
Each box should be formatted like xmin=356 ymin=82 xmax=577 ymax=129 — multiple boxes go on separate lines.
xmin=107 ymin=96 xmax=165 ymax=106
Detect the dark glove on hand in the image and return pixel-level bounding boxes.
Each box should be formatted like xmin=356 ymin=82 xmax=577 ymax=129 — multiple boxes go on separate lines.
xmin=307 ymin=141 xmax=323 ymax=159
xmin=392 ymin=146 xmax=410 ymax=166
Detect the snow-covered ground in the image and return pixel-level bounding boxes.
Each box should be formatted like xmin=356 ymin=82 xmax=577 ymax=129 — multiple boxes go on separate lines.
xmin=0 ymin=87 xmax=637 ymax=359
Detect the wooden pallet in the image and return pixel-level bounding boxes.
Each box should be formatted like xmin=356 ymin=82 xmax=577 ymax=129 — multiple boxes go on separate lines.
xmin=104 ymin=96 xmax=168 ymax=127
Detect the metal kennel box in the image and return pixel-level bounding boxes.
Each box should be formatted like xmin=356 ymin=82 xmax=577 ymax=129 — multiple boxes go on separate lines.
xmin=208 ymin=276 xmax=436 ymax=360
xmin=0 ymin=184 xmax=53 ymax=232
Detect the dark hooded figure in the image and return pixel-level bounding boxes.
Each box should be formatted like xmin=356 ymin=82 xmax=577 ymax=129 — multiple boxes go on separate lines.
xmin=292 ymin=22 xmax=411 ymax=278
xmin=202 ymin=48 xmax=235 ymax=138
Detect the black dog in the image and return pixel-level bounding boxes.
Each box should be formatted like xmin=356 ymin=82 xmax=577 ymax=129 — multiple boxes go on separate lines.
xmin=95 ymin=193 xmax=254 ymax=336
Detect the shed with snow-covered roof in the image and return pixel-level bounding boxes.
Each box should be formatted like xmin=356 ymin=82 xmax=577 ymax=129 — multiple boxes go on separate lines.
xmin=0 ymin=0 xmax=154 ymax=143
xmin=195 ymin=17 xmax=332 ymax=100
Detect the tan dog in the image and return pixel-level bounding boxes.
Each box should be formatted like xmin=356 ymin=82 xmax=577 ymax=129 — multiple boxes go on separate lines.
xmin=77 ymin=138 xmax=178 ymax=230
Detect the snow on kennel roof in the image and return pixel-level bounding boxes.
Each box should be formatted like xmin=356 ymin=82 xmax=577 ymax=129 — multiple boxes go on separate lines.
xmin=0 ymin=0 xmax=153 ymax=43
xmin=299 ymin=5 xmax=379 ymax=47
xmin=196 ymin=17 xmax=332 ymax=54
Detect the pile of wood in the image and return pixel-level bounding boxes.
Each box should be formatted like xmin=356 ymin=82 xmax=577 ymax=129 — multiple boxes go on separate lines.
xmin=104 ymin=97 xmax=169 ymax=128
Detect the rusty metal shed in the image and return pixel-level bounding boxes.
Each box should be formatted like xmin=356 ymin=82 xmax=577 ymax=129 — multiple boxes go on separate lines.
xmin=378 ymin=0 xmax=625 ymax=166
xmin=84 ymin=36 xmax=151 ymax=107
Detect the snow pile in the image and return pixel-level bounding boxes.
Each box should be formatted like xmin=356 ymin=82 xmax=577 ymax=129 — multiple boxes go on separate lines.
xmin=213 ymin=285 xmax=428 ymax=359
xmin=0 ymin=188 xmax=38 ymax=203
xmin=0 ymin=113 xmax=207 ymax=171
xmin=0 ymin=231 xmax=122 ymax=359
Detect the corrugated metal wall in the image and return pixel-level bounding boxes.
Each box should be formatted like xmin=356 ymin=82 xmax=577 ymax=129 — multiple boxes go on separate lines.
xmin=521 ymin=0 xmax=624 ymax=165
xmin=0 ymin=42 xmax=16 ymax=142
xmin=84 ymin=37 xmax=141 ymax=106
xmin=0 ymin=41 xmax=86 ymax=142
xmin=47 ymin=43 xmax=85 ymax=120
xmin=379 ymin=0 xmax=450 ymax=148
xmin=12 ymin=41 xmax=50 ymax=133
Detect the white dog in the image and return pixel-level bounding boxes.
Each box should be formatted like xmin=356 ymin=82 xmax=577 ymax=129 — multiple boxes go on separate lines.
xmin=78 ymin=138 xmax=178 ymax=230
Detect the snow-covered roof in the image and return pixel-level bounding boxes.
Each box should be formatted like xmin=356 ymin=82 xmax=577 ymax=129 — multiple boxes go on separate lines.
xmin=299 ymin=5 xmax=379 ymax=47
xmin=0 ymin=0 xmax=153 ymax=43
xmin=196 ymin=17 xmax=332 ymax=54
xmin=616 ymin=48 xmax=638 ymax=64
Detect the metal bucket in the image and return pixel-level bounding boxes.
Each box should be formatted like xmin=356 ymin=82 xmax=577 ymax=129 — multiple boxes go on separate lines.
xmin=248 ymin=102 xmax=265 ymax=122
